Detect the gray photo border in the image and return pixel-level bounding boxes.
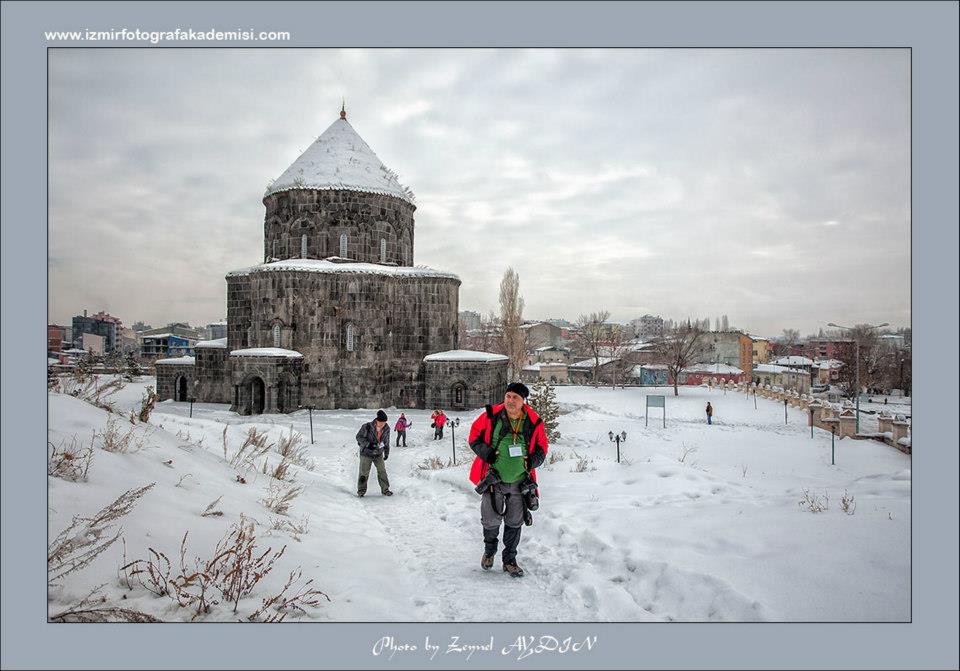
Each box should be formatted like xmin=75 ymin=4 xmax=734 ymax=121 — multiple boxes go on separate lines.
xmin=2 ymin=1 xmax=957 ymax=669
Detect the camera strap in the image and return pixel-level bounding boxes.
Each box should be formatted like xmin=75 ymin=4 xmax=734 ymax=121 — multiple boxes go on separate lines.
xmin=487 ymin=486 xmax=507 ymax=516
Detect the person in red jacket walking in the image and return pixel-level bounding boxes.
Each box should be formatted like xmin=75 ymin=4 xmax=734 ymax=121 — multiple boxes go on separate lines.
xmin=432 ymin=409 xmax=447 ymax=440
xmin=468 ymin=382 xmax=549 ymax=578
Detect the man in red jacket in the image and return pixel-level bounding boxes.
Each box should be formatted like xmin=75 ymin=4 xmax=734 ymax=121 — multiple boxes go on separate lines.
xmin=468 ymin=382 xmax=549 ymax=578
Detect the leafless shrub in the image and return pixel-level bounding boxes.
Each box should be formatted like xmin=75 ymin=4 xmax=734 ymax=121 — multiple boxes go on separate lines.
xmin=417 ymin=455 xmax=449 ymax=470
xmin=98 ymin=416 xmax=143 ymax=453
xmin=48 ymin=436 xmax=94 ymax=482
xmin=88 ymin=377 xmax=125 ymax=413
xmin=276 ymin=427 xmax=308 ymax=463
xmin=740 ymin=464 xmax=749 ymax=479
xmin=260 ymin=483 xmax=303 ymax=516
xmin=48 ymin=483 xmax=155 ymax=587
xmin=123 ymin=517 xmax=299 ymax=619
xmin=221 ymin=425 xmax=229 ymax=461
xmin=798 ymin=488 xmax=830 ymax=513
xmin=201 ymin=496 xmax=224 ymax=518
xmin=678 ymin=443 xmax=699 ymax=464
xmin=49 ymin=584 xmax=161 ymax=623
xmin=265 ymin=456 xmax=296 ymax=482
xmin=840 ymin=490 xmax=856 ymax=515
xmin=268 ymin=515 xmax=310 ymax=542
xmin=547 ymin=450 xmax=567 ymax=465
xmin=229 ymin=427 xmax=273 ymax=469
xmin=569 ymin=450 xmax=596 ymax=473
xmin=138 ymin=386 xmax=158 ymax=423
xmin=246 ymin=567 xmax=329 ymax=622
xmin=175 ymin=473 xmax=193 ymax=488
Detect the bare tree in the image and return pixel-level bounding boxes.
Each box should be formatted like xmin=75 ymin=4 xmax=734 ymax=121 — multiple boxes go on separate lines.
xmin=574 ymin=311 xmax=611 ymax=387
xmin=498 ymin=268 xmax=526 ymax=380
xmin=654 ymin=324 xmax=707 ymax=396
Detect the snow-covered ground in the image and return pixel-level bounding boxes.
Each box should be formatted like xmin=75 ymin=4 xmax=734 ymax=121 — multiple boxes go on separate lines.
xmin=47 ymin=377 xmax=910 ymax=622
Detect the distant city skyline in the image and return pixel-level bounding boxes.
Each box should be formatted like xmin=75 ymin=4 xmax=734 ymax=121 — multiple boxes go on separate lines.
xmin=49 ymin=49 xmax=910 ymax=336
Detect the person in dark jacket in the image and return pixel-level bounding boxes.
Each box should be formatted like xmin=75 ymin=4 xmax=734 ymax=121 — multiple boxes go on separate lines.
xmin=706 ymin=401 xmax=714 ymax=425
xmin=468 ymin=382 xmax=549 ymax=578
xmin=356 ymin=410 xmax=392 ymax=497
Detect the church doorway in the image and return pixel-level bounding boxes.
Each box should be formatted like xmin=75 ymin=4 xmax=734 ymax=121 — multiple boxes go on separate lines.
xmin=175 ymin=375 xmax=188 ymax=402
xmin=249 ymin=377 xmax=266 ymax=415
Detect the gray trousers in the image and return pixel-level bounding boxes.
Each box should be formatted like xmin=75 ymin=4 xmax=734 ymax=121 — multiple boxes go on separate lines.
xmin=480 ymin=480 xmax=525 ymax=563
xmin=358 ymin=454 xmax=390 ymax=495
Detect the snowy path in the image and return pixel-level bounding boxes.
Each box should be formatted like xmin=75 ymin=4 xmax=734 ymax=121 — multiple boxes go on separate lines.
xmin=324 ymin=436 xmax=586 ymax=621
xmin=48 ymin=379 xmax=910 ymax=622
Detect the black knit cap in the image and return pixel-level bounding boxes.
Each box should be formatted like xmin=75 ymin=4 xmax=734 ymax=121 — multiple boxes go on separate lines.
xmin=376 ymin=410 xmax=388 ymax=422
xmin=505 ymin=382 xmax=530 ymax=399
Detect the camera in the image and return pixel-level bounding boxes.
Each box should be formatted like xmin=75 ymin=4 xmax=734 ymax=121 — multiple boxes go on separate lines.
xmin=474 ymin=468 xmax=502 ymax=494
xmin=519 ymin=475 xmax=539 ymax=511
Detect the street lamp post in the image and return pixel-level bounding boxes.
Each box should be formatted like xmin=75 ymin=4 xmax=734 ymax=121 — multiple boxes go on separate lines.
xmin=827 ymin=321 xmax=888 ymax=434
xmin=446 ymin=417 xmax=461 ymax=465
xmin=608 ymin=430 xmax=627 ymax=463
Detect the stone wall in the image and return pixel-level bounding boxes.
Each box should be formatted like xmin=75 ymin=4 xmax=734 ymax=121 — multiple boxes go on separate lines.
xmin=195 ymin=347 xmax=232 ymax=403
xmin=227 ymin=268 xmax=459 ymax=409
xmin=230 ymin=355 xmax=303 ymax=415
xmin=262 ymin=190 xmax=415 ymax=266
xmin=226 ymin=274 xmax=252 ymax=351
xmin=155 ymin=361 xmax=195 ymax=401
xmin=424 ymin=360 xmax=508 ymax=411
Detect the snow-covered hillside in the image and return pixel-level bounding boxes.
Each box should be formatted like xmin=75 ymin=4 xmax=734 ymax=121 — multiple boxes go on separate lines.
xmin=47 ymin=377 xmax=910 ymax=622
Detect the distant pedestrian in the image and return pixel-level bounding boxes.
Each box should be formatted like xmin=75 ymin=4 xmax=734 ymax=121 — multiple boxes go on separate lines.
xmin=706 ymin=402 xmax=713 ymax=425
xmin=394 ymin=413 xmax=411 ymax=447
xmin=356 ymin=410 xmax=392 ymax=497
xmin=432 ymin=409 xmax=447 ymax=440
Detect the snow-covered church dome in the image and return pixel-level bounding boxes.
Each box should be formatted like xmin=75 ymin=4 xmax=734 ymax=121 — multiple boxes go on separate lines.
xmin=259 ymin=107 xmax=418 ymax=267
xmin=265 ymin=106 xmax=415 ymax=205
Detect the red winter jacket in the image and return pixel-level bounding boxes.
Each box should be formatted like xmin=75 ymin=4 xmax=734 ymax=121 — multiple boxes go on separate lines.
xmin=468 ymin=403 xmax=549 ymax=491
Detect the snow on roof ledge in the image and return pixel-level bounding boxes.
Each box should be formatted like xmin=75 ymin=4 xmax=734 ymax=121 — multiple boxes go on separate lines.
xmin=423 ymin=350 xmax=509 ymax=363
xmin=226 ymin=259 xmax=459 ymax=281
xmin=156 ymin=356 xmax=196 ymax=365
xmin=230 ymin=348 xmax=303 ymax=359
xmin=195 ymin=337 xmax=228 ymax=349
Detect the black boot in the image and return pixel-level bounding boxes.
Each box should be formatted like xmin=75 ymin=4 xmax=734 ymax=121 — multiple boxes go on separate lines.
xmin=502 ymin=524 xmax=523 ymax=576
xmin=482 ymin=527 xmax=498 ymax=570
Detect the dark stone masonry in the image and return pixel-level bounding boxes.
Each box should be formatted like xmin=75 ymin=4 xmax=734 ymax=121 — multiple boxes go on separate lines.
xmin=155 ymin=112 xmax=507 ymax=414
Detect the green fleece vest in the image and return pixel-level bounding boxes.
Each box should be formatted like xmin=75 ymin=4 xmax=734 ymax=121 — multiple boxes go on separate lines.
xmin=491 ymin=412 xmax=528 ymax=483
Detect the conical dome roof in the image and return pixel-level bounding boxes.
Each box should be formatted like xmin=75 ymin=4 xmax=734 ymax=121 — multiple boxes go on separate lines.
xmin=265 ymin=115 xmax=415 ymax=205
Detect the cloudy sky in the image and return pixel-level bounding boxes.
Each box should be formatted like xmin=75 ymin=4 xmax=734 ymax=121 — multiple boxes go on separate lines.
xmin=49 ymin=49 xmax=909 ymax=336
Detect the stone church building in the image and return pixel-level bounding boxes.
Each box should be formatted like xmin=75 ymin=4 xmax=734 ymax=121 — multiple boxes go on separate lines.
xmin=156 ymin=109 xmax=507 ymax=414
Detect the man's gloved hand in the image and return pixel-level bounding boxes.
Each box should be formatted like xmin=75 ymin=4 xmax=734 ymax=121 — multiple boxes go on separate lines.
xmin=470 ymin=440 xmax=498 ymax=464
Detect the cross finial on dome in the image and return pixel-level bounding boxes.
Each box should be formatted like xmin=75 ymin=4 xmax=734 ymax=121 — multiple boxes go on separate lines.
xmin=340 ymin=99 xmax=346 ymax=120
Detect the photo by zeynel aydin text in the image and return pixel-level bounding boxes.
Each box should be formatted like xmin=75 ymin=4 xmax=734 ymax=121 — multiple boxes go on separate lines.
xmin=47 ymin=48 xmax=910 ymax=624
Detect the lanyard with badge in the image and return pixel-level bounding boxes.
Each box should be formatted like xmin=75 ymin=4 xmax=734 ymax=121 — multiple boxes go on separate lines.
xmin=507 ymin=412 xmax=525 ymax=458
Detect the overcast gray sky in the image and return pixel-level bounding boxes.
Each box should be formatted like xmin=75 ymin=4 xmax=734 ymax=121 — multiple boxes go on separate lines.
xmin=49 ymin=49 xmax=910 ymax=336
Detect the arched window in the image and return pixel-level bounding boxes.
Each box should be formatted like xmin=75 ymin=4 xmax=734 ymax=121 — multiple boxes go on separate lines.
xmin=301 ymin=234 xmax=308 ymax=258
xmin=272 ymin=324 xmax=281 ymax=348
xmin=339 ymin=233 xmax=348 ymax=258
xmin=380 ymin=238 xmax=387 ymax=263
xmin=345 ymin=323 xmax=355 ymax=352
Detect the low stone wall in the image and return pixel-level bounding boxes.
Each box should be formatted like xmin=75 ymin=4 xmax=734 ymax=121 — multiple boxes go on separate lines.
xmin=730 ymin=381 xmax=911 ymax=453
